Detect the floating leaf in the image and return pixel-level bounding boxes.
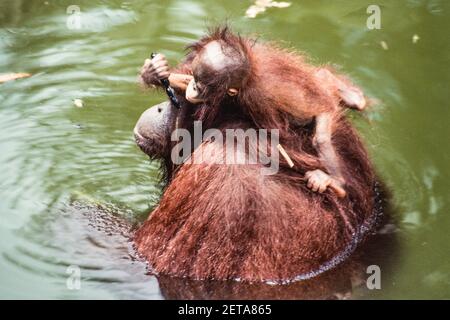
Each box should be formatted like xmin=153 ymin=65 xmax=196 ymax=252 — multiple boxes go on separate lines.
xmin=380 ymin=41 xmax=389 ymax=50
xmin=245 ymin=0 xmax=291 ymax=18
xmin=73 ymin=98 xmax=84 ymax=108
xmin=0 ymin=73 xmax=31 ymax=83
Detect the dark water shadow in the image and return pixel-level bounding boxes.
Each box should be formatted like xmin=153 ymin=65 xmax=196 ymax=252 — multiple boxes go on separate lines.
xmin=155 ymin=225 xmax=399 ymax=300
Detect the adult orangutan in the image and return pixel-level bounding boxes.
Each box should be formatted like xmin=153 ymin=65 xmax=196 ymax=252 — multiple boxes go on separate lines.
xmin=134 ymin=27 xmax=382 ymax=283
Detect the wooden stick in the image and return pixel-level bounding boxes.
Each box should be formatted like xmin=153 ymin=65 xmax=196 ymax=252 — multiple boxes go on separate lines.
xmin=277 ymin=143 xmax=346 ymax=198
xmin=277 ymin=144 xmax=294 ymax=168
xmin=328 ymin=180 xmax=347 ymax=198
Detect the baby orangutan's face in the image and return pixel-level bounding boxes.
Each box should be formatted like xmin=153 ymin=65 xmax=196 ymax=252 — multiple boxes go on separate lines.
xmin=186 ymin=77 xmax=205 ymax=104
xmin=185 ymin=40 xmax=240 ymax=104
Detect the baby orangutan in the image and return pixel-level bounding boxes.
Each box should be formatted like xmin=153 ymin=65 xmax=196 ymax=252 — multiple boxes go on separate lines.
xmin=140 ymin=30 xmax=367 ymax=197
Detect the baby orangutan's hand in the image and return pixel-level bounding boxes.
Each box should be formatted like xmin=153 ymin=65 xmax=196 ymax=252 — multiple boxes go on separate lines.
xmin=305 ymin=169 xmax=336 ymax=193
xmin=140 ymin=53 xmax=170 ymax=87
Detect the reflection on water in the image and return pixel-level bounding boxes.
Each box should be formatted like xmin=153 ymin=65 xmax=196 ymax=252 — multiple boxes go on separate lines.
xmin=0 ymin=0 xmax=449 ymax=299
xmin=2 ymin=201 xmax=160 ymax=299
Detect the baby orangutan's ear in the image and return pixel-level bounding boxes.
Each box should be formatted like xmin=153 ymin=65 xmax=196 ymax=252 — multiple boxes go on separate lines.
xmin=227 ymin=88 xmax=239 ymax=96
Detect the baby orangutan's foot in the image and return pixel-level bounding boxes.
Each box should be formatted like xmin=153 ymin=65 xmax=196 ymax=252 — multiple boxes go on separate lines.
xmin=305 ymin=169 xmax=345 ymax=196
xmin=338 ymin=86 xmax=366 ymax=111
xmin=315 ymin=68 xmax=366 ymax=111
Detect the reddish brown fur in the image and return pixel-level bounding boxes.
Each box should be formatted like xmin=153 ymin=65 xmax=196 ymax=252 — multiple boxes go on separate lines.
xmin=134 ymin=27 xmax=377 ymax=282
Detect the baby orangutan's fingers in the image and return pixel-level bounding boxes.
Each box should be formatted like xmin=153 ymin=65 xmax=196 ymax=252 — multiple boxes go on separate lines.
xmin=150 ymin=63 xmax=165 ymax=73
xmin=155 ymin=65 xmax=169 ymax=73
xmin=152 ymin=53 xmax=166 ymax=62
xmin=318 ymin=182 xmax=328 ymax=193
xmin=146 ymin=54 xmax=169 ymax=73
xmin=159 ymin=72 xmax=170 ymax=80
xmin=140 ymin=57 xmax=169 ymax=87
xmin=153 ymin=58 xmax=168 ymax=67
xmin=152 ymin=55 xmax=168 ymax=68
xmin=156 ymin=68 xmax=170 ymax=78
xmin=305 ymin=169 xmax=335 ymax=194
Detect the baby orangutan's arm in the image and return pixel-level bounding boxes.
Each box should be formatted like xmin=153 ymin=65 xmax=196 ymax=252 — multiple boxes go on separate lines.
xmin=306 ymin=113 xmax=346 ymax=198
xmin=168 ymin=73 xmax=192 ymax=91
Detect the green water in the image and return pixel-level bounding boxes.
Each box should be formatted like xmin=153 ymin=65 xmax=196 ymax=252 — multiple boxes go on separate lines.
xmin=0 ymin=0 xmax=448 ymax=299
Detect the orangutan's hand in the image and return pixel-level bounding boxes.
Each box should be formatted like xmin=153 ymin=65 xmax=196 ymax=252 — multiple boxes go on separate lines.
xmin=304 ymin=169 xmax=333 ymax=192
xmin=140 ymin=53 xmax=170 ymax=87
xmin=305 ymin=169 xmax=346 ymax=197
xmin=306 ymin=169 xmax=332 ymax=193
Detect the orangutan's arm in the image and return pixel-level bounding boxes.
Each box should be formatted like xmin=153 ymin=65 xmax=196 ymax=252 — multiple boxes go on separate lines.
xmin=168 ymin=73 xmax=192 ymax=91
xmin=309 ymin=113 xmax=347 ymax=197
xmin=313 ymin=113 xmax=344 ymax=181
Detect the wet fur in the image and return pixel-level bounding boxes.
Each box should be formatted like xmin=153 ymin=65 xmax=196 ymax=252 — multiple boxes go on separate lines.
xmin=135 ymin=27 xmax=378 ymax=282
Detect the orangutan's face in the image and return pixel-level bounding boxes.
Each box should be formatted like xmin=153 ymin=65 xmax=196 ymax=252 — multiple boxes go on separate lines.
xmin=134 ymin=101 xmax=173 ymax=158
